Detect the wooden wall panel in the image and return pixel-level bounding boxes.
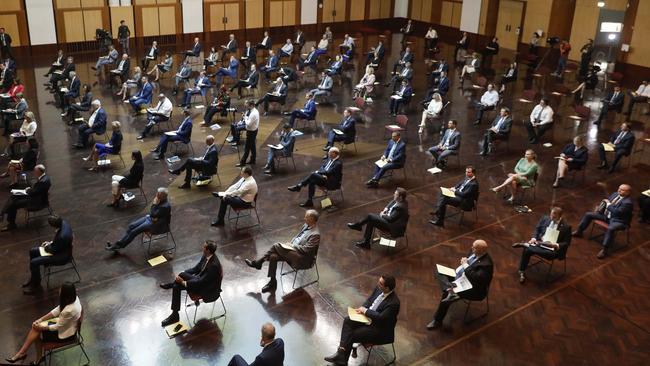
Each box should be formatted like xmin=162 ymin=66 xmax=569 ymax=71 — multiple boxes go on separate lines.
xmin=627 ymin=0 xmax=650 ymax=66
xmin=141 ymin=7 xmax=160 ymax=36
xmin=57 ymin=0 xmax=82 ymax=9
xmin=224 ymin=3 xmax=240 ymax=30
xmin=209 ymin=4 xmax=225 ymax=31
xmin=269 ymin=1 xmax=283 ymax=26
xmin=521 ymin=0 xmax=551 ymax=43
xmin=156 ymin=0 xmax=177 ymax=3
xmin=64 ymin=10 xmax=85 ymax=42
xmin=451 ymin=2 xmax=462 ymax=28
xmin=440 ymin=1 xmax=454 ymax=27
xmin=81 ymin=0 xmax=105 ymax=7
xmin=134 ymin=0 xmax=156 ymax=5
xmin=158 ymin=6 xmax=176 ymax=35
xmin=283 ymin=0 xmax=295 ymax=26
xmin=379 ymin=0 xmax=391 ymax=18
xmin=421 ymin=0 xmax=433 ymax=23
xmin=368 ymin=0 xmax=380 ymax=20
xmin=82 ymin=10 xmax=103 ymax=40
xmin=3 ymin=0 xmax=22 ymax=12
xmin=110 ymin=6 xmax=135 ymax=38
xmin=349 ymin=0 xmax=365 ymax=21
xmin=568 ymin=0 xmax=599 ymax=60
xmin=0 ymin=14 xmax=21 ymax=46
xmin=245 ymin=0 xmax=264 ymax=29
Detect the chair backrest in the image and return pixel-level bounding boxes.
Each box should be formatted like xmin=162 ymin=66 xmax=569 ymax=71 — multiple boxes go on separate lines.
xmin=575 ymin=105 xmax=590 ymax=119
xmin=395 ymin=114 xmax=408 ymax=128
xmin=354 ymin=97 xmax=365 ymax=109
xmin=522 ymin=89 xmax=536 ymax=101
xmin=477 ymin=76 xmax=487 ymax=87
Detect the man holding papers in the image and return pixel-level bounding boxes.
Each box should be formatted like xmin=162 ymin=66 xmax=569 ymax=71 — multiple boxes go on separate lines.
xmin=288 ymin=147 xmax=342 ymax=207
xmin=169 ymin=135 xmax=218 ymax=189
xmin=211 ymin=166 xmax=258 ymax=227
xmin=388 ymin=80 xmax=413 ymax=116
xmin=1 ymin=165 xmax=50 ymax=232
xmin=264 ymin=123 xmax=295 ymax=175
xmin=347 ymin=188 xmax=409 ymax=249
xmin=137 ymin=93 xmax=173 ymax=140
xmin=512 ymin=207 xmax=572 ymax=283
xmin=429 ymin=166 xmax=479 ymax=227
xmin=324 ymin=275 xmax=400 ymax=365
xmin=366 ymin=132 xmax=406 ymax=188
xmin=323 ymin=108 xmax=356 ymax=151
xmin=428 ymin=120 xmax=461 ymax=169
xmin=596 ymin=122 xmax=635 ymax=173
xmin=151 ymin=109 xmax=193 ymax=160
xmin=23 ymin=216 xmax=73 ymax=294
xmin=255 ymin=76 xmax=287 ymax=116
xmin=427 ymin=240 xmax=493 ymax=330
xmin=244 ymin=210 xmax=320 ymax=293
xmin=572 ymin=184 xmax=633 ymax=259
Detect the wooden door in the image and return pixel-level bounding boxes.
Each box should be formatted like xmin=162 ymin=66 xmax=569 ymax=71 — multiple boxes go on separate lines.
xmin=495 ymin=0 xmax=524 ymax=50
xmin=349 ymin=0 xmax=365 ymax=21
xmin=379 ymin=0 xmax=391 ymax=18
xmin=224 ymin=2 xmax=240 ymax=30
xmin=322 ymin=0 xmax=346 ymax=23
xmin=245 ymin=0 xmax=264 ymax=29
xmin=209 ymin=3 xmax=225 ymax=31
xmin=282 ymin=0 xmax=296 ymax=26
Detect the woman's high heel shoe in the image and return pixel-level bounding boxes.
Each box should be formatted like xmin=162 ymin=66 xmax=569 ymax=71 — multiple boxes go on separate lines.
xmin=5 ymin=353 xmax=27 ymax=363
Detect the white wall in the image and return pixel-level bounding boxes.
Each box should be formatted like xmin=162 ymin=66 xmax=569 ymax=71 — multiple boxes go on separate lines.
xmin=182 ymin=0 xmax=203 ymax=34
xmin=394 ymin=0 xmax=409 ymax=18
xmin=301 ymin=0 xmax=318 ymax=25
xmin=25 ymin=0 xmax=57 ymax=46
xmin=460 ymin=0 xmax=482 ymax=33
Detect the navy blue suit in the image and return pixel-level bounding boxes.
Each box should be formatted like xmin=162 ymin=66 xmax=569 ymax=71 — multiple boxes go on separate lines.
xmin=228 ymin=338 xmax=285 ymax=366
xmin=597 ymin=129 xmax=635 ymax=172
xmin=518 ymin=216 xmax=572 ymax=271
xmin=130 ymin=82 xmax=153 ymax=112
xmin=576 ymin=192 xmax=634 ymax=249
xmin=389 ymin=85 xmax=413 ymax=114
xmin=288 ymin=98 xmax=316 ymax=127
xmin=186 ymin=42 xmax=202 ymax=57
xmin=2 ymin=174 xmax=51 ymax=225
xmin=156 ymin=117 xmax=193 ymax=155
xmin=215 ymin=58 xmax=239 ymax=85
xmin=182 ymin=76 xmax=211 ymax=106
xmin=560 ymin=143 xmax=588 ymax=170
xmin=77 ymin=107 xmax=107 ymax=146
xmin=29 ymin=220 xmax=74 ymax=284
xmin=266 ymin=131 xmax=296 ymax=171
xmin=372 ymin=139 xmax=406 ymax=180
xmin=595 ymin=90 xmax=625 ymax=125
xmin=327 ymin=115 xmax=356 ymax=145
xmin=260 ymin=55 xmax=278 ymax=78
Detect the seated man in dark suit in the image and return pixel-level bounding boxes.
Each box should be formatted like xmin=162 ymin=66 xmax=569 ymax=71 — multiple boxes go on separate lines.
xmin=512 ymin=206 xmax=572 ymax=283
xmin=239 ymin=41 xmax=255 ymax=69
xmin=594 ymin=85 xmax=624 ymax=127
xmin=597 ymin=122 xmax=635 ymax=173
xmin=287 ymin=147 xmax=343 ymax=208
xmin=23 ymin=215 xmax=73 ymax=294
xmin=324 ymin=275 xmax=400 ymax=365
xmin=429 ymin=166 xmax=479 ymax=227
xmin=105 ymin=187 xmax=172 ymax=251
xmin=572 ymin=184 xmax=634 ymax=258
xmin=0 ymin=164 xmax=51 ymax=231
xmin=264 ymin=123 xmax=296 ymax=175
xmin=245 ymin=210 xmax=321 ymax=293
xmin=169 ymin=135 xmax=218 ymax=189
xmin=151 ymin=109 xmax=193 ymax=160
xmin=59 ymin=71 xmax=80 ymax=115
xmin=366 ymin=132 xmax=406 ymax=188
xmin=553 ymin=135 xmax=588 ymax=187
xmin=388 ymin=80 xmax=413 ymax=116
xmin=348 ymin=188 xmax=409 ymax=249
xmin=74 ymin=99 xmax=107 ymax=148
xmin=287 ymin=92 xmax=316 ymax=127
xmin=230 ymin=64 xmax=259 ymax=99
xmin=160 ymin=240 xmax=222 ymax=326
xmin=48 ymin=56 xmax=74 ymax=90
xmin=427 ymin=240 xmax=493 ymax=330
xmin=259 ymin=50 xmax=279 ymax=79
xmin=255 ymin=31 xmax=272 ymax=52
xmin=323 ymin=108 xmax=356 ymax=151
xmin=297 ymin=46 xmax=318 ymax=71
xmin=392 ymin=47 xmax=414 ymax=73
xmin=184 ymin=37 xmax=202 ymax=59
xmin=255 ymin=77 xmax=287 ymax=116
xmin=428 ymin=120 xmax=461 ymax=169
xmin=228 ymin=323 xmax=284 ymax=366
xmin=423 ymin=71 xmax=450 ymax=102
xmin=479 ymin=107 xmax=512 ymax=156
xmin=366 ymin=40 xmax=385 ymax=66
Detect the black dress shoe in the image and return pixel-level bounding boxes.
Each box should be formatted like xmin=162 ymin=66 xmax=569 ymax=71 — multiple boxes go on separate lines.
xmin=159 ymin=282 xmax=174 ymax=290
xmin=347 ymin=222 xmax=362 ymax=231
xmin=261 ymin=279 xmax=277 ymax=293
xmin=211 ymin=219 xmax=224 ymax=227
xmin=161 ymin=312 xmax=179 ymax=327
xmin=1 ymin=223 xmax=17 ymax=232
xmin=168 ymin=169 xmax=179 ymax=175
xmin=426 ymin=320 xmax=442 ymax=330
xmin=23 ymin=284 xmax=42 ymax=295
xmin=299 ymin=200 xmax=313 ymax=207
xmin=322 ymin=145 xmax=331 ymax=151
xmin=244 ymin=259 xmax=262 ymax=270
xmin=571 ymin=231 xmax=583 ymax=238
xmin=597 ymin=163 xmax=608 ymax=170
xmin=287 ymin=185 xmax=301 ymax=192
xmin=22 ymin=279 xmax=33 ymax=288
xmin=597 ymin=249 xmax=607 ymax=259
xmin=428 ymin=218 xmax=444 ymax=227
xmin=178 ymin=182 xmax=191 ymax=189
xmin=324 ymin=350 xmax=347 ymax=364
xmin=235 ymin=162 xmax=245 ymax=167
xmin=355 ymin=241 xmax=370 ymax=249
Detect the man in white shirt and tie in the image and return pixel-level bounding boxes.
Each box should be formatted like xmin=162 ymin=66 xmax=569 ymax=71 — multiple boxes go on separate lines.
xmin=525 ymin=98 xmax=554 ymax=144
xmin=625 ymin=81 xmax=650 ymax=115
xmin=137 ymin=93 xmax=173 ymax=139
xmin=211 ymin=166 xmax=258 ymax=226
xmin=473 ymin=84 xmax=500 ymax=124
xmin=232 ymin=100 xmax=259 ymax=166
xmin=169 ymin=135 xmax=218 ymax=189
xmin=278 ymin=39 xmax=294 ymax=58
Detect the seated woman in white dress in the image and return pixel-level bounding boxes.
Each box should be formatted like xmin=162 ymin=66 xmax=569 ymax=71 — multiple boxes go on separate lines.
xmin=419 ymin=93 xmax=443 ymax=134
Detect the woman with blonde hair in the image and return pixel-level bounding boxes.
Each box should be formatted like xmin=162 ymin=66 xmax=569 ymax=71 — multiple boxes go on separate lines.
xmin=84 ymin=121 xmax=122 ymax=171
xmin=491 ymin=149 xmax=539 ymax=203
xmin=352 ymin=66 xmax=375 ymax=99
xmin=116 ymin=66 xmax=142 ymax=101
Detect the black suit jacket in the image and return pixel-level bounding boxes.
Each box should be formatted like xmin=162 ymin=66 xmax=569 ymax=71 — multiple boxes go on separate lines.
xmin=242 ymin=46 xmax=255 ymax=60
xmin=317 ymin=158 xmax=343 ymax=189
xmin=454 ymin=177 xmax=479 ymax=210
xmin=120 ymin=161 xmax=144 ymax=189
xmin=560 ymin=143 xmax=588 ymax=170
xmin=604 ymin=91 xmax=624 ymax=110
xmin=184 ymin=254 xmax=223 ymax=302
xmin=149 ymin=200 xmax=171 ymax=233
xmin=361 ymin=288 xmax=400 ymax=344
xmin=27 ymin=175 xmax=51 ymax=209
xmin=380 ymin=200 xmax=409 ymax=237
xmin=45 ymin=220 xmax=73 ymax=258
xmin=490 ymin=115 xmax=512 ymax=135
xmin=250 ymin=338 xmax=284 ymax=366
xmin=610 ymin=130 xmax=635 ymax=156
xmin=460 ymin=253 xmax=493 ymax=301
xmin=197 ymin=144 xmax=218 ymax=175
xmin=62 ymin=63 xmax=75 ymax=79
xmin=533 ymin=216 xmax=572 ymax=258
xmin=606 ymin=193 xmax=634 ymax=226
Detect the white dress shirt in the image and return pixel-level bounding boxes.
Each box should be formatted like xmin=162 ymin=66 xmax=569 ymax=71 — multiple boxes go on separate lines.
xmin=530 ymin=104 xmax=554 ymax=125
xmin=281 ymin=42 xmax=293 ymax=54
xmin=49 ymin=297 xmax=82 ymax=339
xmin=480 ymin=90 xmax=499 ymax=106
xmin=88 ymin=109 xmax=99 ymax=128
xmin=244 ymin=108 xmax=260 ymax=131
xmin=152 ymin=98 xmax=173 ymax=118
xmin=225 ymin=176 xmax=258 ymax=202
xmin=425 ymin=29 xmax=438 ymax=39
xmin=318 ymin=39 xmax=329 ymax=50
xmin=20 ymin=120 xmax=37 ymax=136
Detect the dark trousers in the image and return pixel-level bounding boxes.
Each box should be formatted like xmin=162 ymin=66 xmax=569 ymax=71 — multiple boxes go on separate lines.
xmin=326 ymin=130 xmax=348 ymax=146
xmin=116 ymin=216 xmax=153 ymax=248
xmin=639 ymin=195 xmax=650 ymax=222
xmin=140 ymin=115 xmax=169 ymax=137
xmin=481 ymin=130 xmax=507 ymax=154
xmin=77 ymin=125 xmax=98 ymax=146
xmin=518 ymin=245 xmax=558 ymax=271
xmin=432 ymin=273 xmax=460 ymax=322
xmin=626 ymin=95 xmax=647 ymax=115
xmin=29 ymin=247 xmax=69 ymax=284
xmin=171 ymin=272 xmax=193 ymax=311
xmin=262 ymin=243 xmax=303 ymax=279
xmin=474 ymin=103 xmax=495 ymax=122
xmin=227 ymin=355 xmax=250 ymax=366
xmin=524 ymin=122 xmax=552 ymax=143
xmin=176 ymin=158 xmax=210 ymax=183
xmin=597 ymin=144 xmax=626 ymax=170
xmin=372 ymin=162 xmax=402 ymax=181
xmin=156 ymin=134 xmax=183 ymax=155
xmin=299 ymin=173 xmax=328 ymax=200
xmin=339 ymin=317 xmax=382 ymax=358
xmin=288 ymin=110 xmax=310 ymax=127
xmin=240 ymin=129 xmax=257 ymax=164
xmin=298 ymin=58 xmax=317 ymax=71
xmin=182 ymin=89 xmax=202 ymax=106
xmin=357 ymin=213 xmax=391 ymax=243
xmin=204 ymin=106 xmax=225 ymax=124
xmin=434 ymin=195 xmax=463 ymax=222
xmin=2 ymin=114 xmax=20 ymax=135
xmin=576 ymin=212 xmax=627 ymax=248
xmin=389 ymin=97 xmax=407 ymax=114
xmin=1 ymin=196 xmax=33 ymax=224
xmin=257 ymin=94 xmax=284 ymax=112
xmin=230 ymin=80 xmax=252 ymax=96
xmin=217 ymin=196 xmax=251 ymax=221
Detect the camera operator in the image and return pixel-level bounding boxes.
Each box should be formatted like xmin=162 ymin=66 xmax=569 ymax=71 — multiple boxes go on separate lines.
xmin=551 ymin=38 xmax=571 ymax=77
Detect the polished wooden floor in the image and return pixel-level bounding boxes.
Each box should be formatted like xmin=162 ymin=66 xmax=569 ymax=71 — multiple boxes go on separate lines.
xmin=1 ymin=26 xmax=649 ymax=366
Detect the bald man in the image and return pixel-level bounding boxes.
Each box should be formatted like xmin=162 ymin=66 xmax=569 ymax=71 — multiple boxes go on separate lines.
xmin=427 ymin=240 xmax=494 ymax=330
xmin=228 ymin=323 xmax=284 ymax=366
xmin=572 ymin=184 xmax=634 ymax=258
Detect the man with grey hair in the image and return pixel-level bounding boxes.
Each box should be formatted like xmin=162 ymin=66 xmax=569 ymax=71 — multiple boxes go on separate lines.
xmin=169 ymin=135 xmax=218 ymax=189
xmin=106 ymin=187 xmax=171 ymax=251
xmin=287 ymin=147 xmax=342 ymax=207
xmin=59 ymin=70 xmax=80 ymax=115
xmin=74 ymin=99 xmax=107 ymax=148
xmin=1 ymin=164 xmax=51 ymax=231
xmin=227 ymin=322 xmax=285 ymax=366
xmin=245 ymin=210 xmax=320 ymax=292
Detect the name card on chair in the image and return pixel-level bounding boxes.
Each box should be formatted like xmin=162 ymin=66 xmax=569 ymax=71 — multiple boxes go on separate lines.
xmin=209 ymin=123 xmax=221 ymax=130
xmin=148 ymin=255 xmax=167 ymax=267
xmin=427 ymin=167 xmax=442 ymax=174
xmin=379 ymin=237 xmax=396 ymax=247
xmin=321 ymin=197 xmax=332 ymax=209
xmin=97 ymin=159 xmax=111 ymax=166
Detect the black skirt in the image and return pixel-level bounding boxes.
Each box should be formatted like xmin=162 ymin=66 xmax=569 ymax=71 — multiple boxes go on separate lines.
xmin=41 ymin=330 xmax=76 ymax=343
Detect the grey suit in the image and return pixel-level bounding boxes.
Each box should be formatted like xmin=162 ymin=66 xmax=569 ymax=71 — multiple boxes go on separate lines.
xmin=429 ymin=129 xmax=461 ymax=165
xmin=263 ymin=224 xmax=320 ymax=278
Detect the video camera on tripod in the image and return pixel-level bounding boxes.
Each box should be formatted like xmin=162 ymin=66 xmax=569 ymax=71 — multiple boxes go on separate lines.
xmin=95 ymin=28 xmax=112 ymax=53
xmin=546 ymin=36 xmax=560 ymax=46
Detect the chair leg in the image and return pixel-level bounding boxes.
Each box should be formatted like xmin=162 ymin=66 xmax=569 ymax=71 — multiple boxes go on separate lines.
xmin=365 ymin=345 xmax=373 ymax=366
